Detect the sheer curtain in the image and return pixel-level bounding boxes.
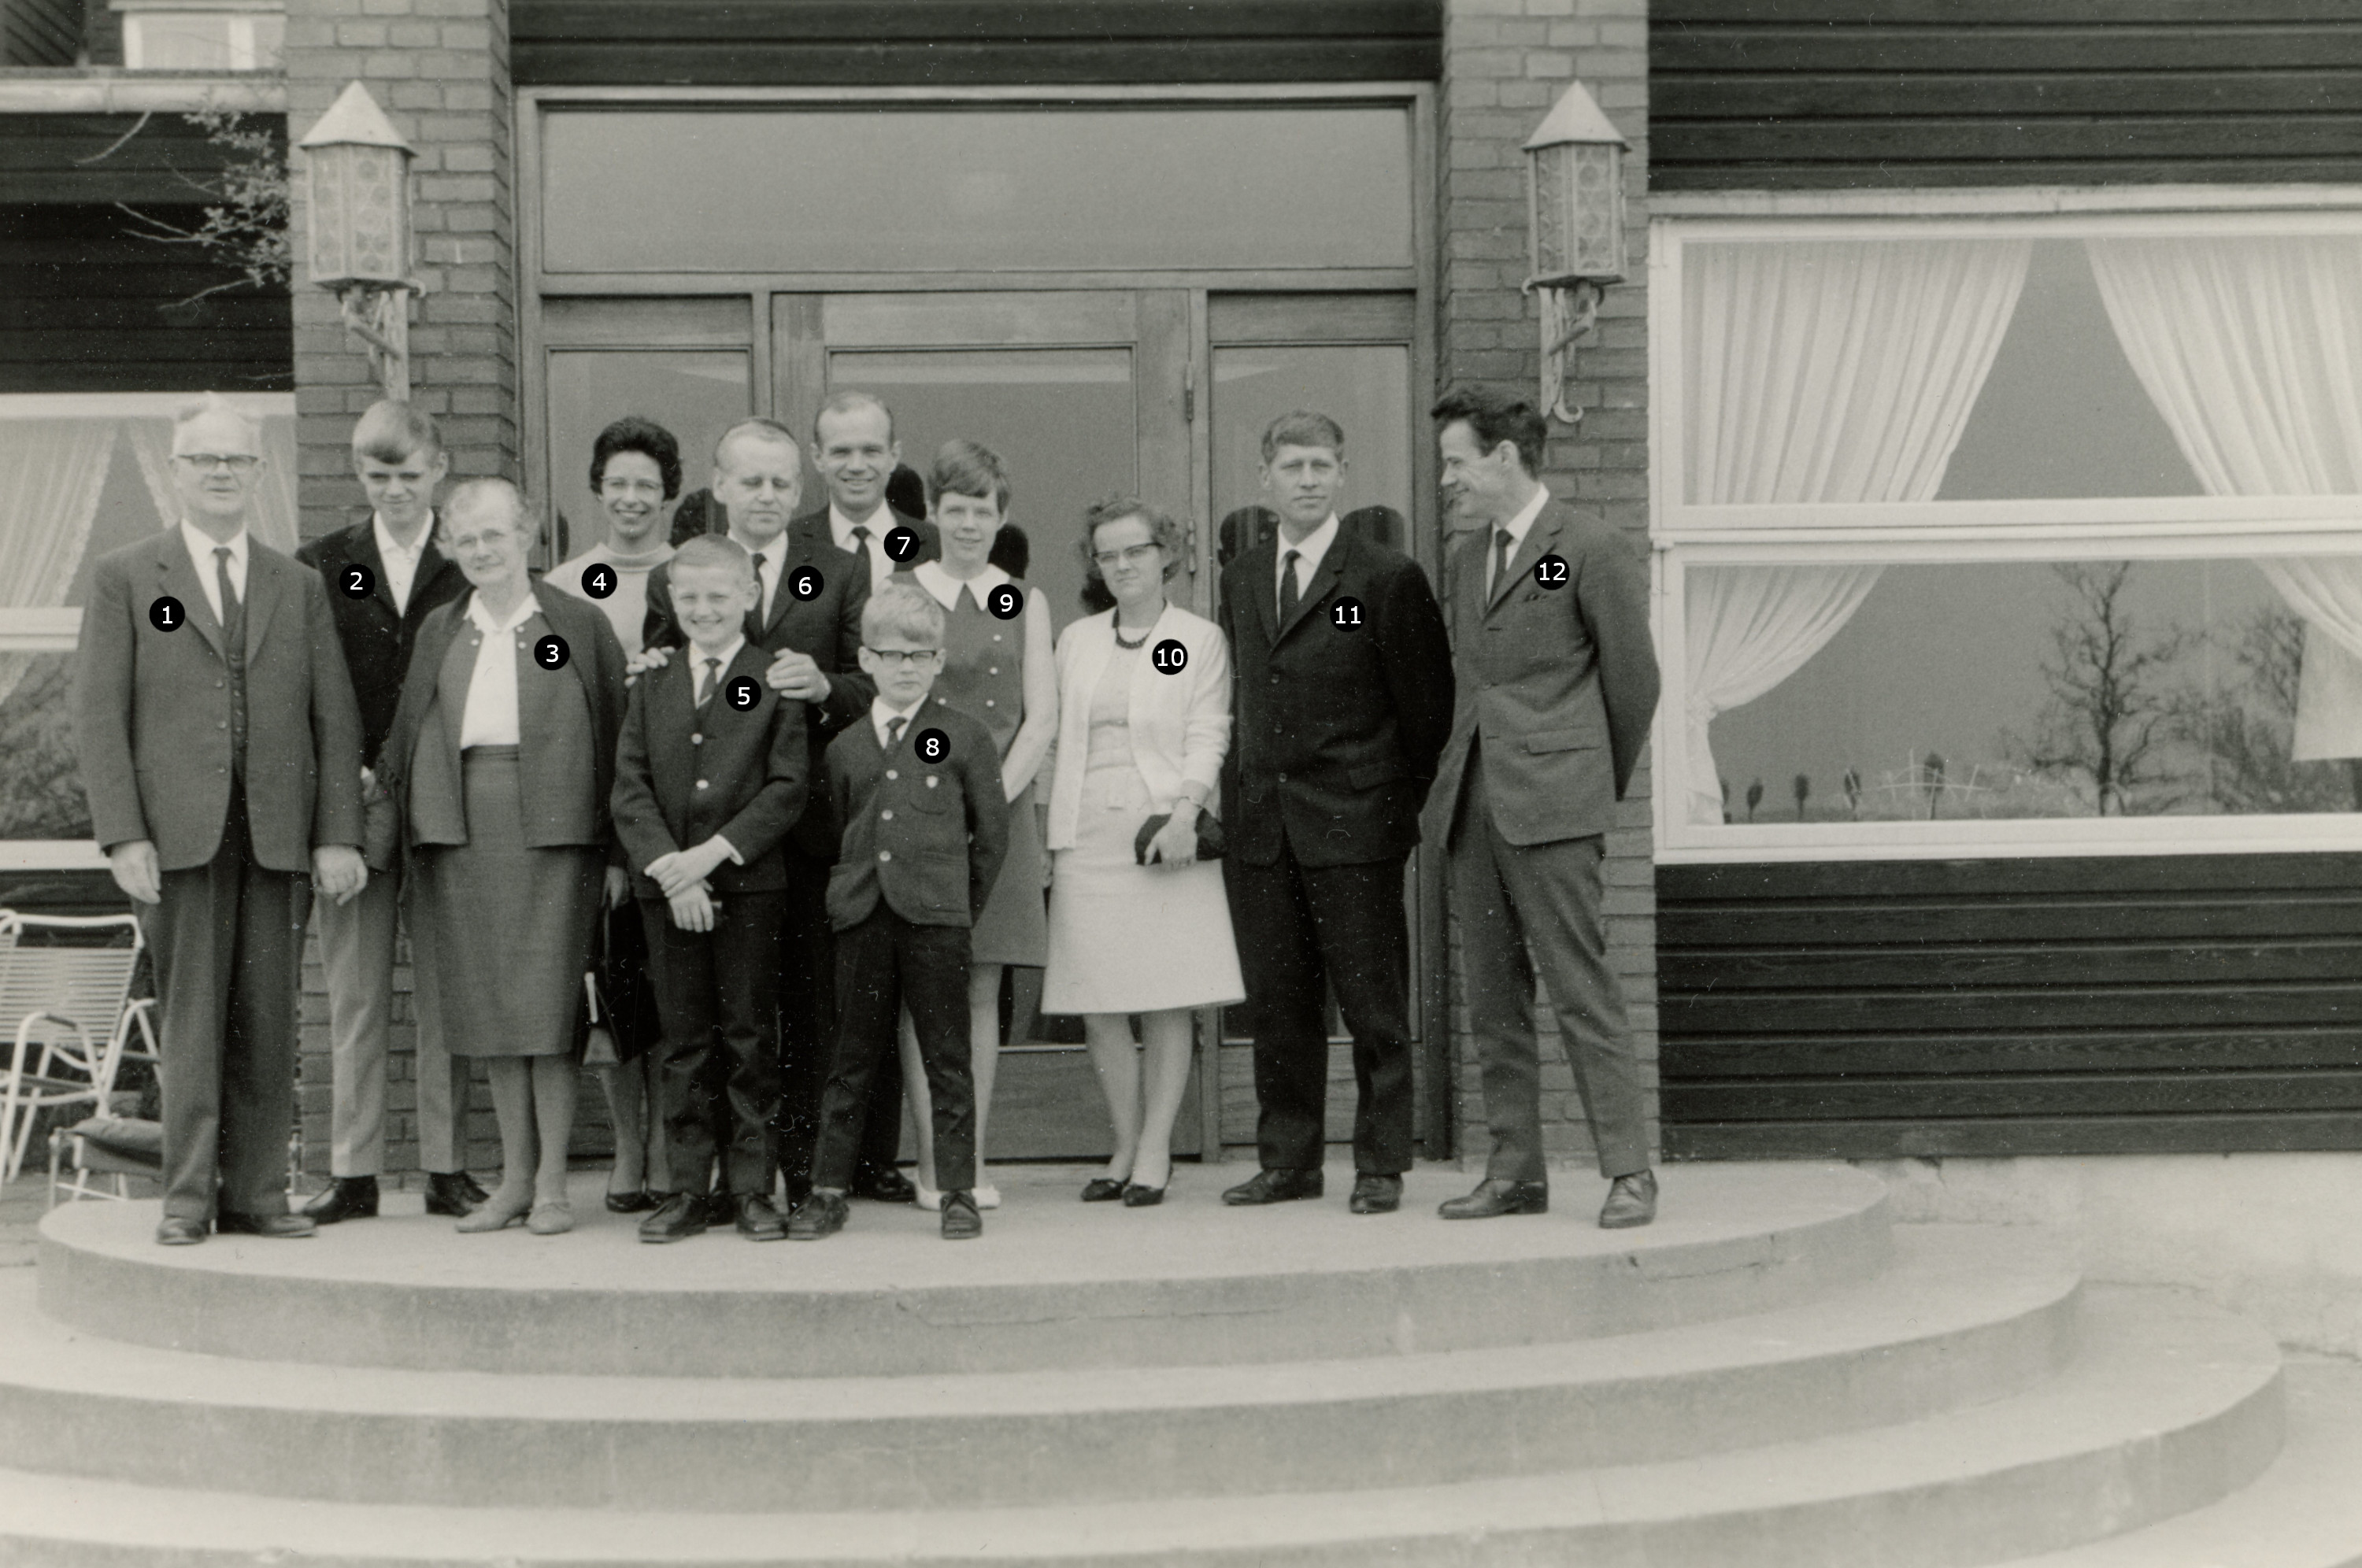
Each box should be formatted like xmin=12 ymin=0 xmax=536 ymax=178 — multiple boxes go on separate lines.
xmin=2086 ymin=235 xmax=2362 ymax=760
xmin=1679 ymin=239 xmax=2032 ymax=822
xmin=0 ymin=419 xmax=119 ymax=709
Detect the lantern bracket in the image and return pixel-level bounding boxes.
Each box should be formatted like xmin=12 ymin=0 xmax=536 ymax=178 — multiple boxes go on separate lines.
xmin=1523 ymin=276 xmax=1605 ymax=427
xmin=333 ymin=279 xmax=424 ymax=402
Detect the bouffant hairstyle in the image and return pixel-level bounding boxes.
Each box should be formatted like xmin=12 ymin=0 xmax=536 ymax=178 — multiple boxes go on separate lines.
xmin=927 ymin=438 xmax=1013 ymax=513
xmin=1429 ymin=383 xmax=1547 ymax=477
xmin=589 ymin=416 xmax=683 ymax=501
xmin=862 ymin=581 xmax=946 ymax=649
xmin=1078 ymin=494 xmax=1187 ymax=594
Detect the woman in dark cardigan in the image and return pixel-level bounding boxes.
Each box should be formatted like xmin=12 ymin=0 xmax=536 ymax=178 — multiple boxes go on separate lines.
xmin=379 ymin=479 xmax=630 ymax=1235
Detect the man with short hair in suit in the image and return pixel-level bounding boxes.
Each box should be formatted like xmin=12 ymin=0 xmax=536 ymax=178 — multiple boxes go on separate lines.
xmin=294 ymin=401 xmax=484 ymax=1225
xmin=75 ymin=397 xmax=369 ymax=1245
xmin=1427 ymin=384 xmax=1662 ymax=1230
xmin=1218 ymin=412 xmax=1453 ymax=1217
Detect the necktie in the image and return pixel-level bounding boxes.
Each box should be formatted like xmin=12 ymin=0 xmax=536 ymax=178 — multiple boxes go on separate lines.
xmin=697 ymin=656 xmax=722 ymax=711
xmin=215 ymin=545 xmax=247 ymax=775
xmin=1279 ymin=548 xmax=1301 ymax=621
xmin=885 ymin=715 xmax=907 ymax=750
xmin=749 ymin=551 xmax=769 ymax=625
xmin=1491 ymin=527 xmax=1515 ymax=597
xmin=214 ymin=546 xmax=243 ymax=637
xmin=852 ymin=525 xmax=877 ymax=586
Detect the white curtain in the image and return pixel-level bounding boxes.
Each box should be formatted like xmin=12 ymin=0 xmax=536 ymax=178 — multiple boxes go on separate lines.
xmin=123 ymin=412 xmax=300 ymax=555
xmin=0 ymin=420 xmax=119 ymax=710
xmin=2085 ymin=235 xmax=2362 ymax=760
xmin=1680 ymin=239 xmax=2033 ymax=822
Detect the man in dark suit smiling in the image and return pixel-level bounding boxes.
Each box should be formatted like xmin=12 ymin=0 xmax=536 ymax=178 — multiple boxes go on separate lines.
xmin=1217 ymin=412 xmax=1453 ymax=1217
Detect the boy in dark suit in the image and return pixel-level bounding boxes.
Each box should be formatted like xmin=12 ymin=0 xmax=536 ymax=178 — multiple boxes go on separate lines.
xmin=611 ymin=535 xmax=810 ymax=1243
xmin=787 ymin=583 xmax=1008 ymax=1241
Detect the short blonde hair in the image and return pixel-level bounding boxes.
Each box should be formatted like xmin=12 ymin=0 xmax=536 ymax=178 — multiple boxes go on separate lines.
xmin=862 ymin=582 xmax=945 ymax=648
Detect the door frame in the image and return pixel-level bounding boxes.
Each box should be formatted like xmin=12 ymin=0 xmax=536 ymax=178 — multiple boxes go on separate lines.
xmin=514 ymin=81 xmax=1446 ymax=1159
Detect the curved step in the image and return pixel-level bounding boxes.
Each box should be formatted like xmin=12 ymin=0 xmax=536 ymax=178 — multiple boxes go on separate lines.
xmin=0 ymin=1226 xmax=2076 ymax=1511
xmin=35 ymin=1162 xmax=1891 ymax=1376
xmin=0 ymin=1286 xmax=2280 ymax=1568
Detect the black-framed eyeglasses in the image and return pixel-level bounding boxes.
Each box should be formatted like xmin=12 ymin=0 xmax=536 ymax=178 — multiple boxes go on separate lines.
xmin=863 ymin=646 xmax=942 ymax=669
xmin=175 ymin=453 xmax=262 ymax=473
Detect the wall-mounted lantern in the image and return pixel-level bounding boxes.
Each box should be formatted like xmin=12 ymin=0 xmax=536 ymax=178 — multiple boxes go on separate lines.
xmin=296 ymin=80 xmax=419 ymax=400
xmin=1523 ymin=80 xmax=1628 ymax=426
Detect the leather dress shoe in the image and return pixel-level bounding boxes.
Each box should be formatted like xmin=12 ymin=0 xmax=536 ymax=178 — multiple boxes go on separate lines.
xmin=155 ymin=1216 xmax=207 ymax=1246
xmin=940 ymin=1189 xmax=983 ymax=1239
xmin=1079 ymin=1176 xmax=1127 ymax=1203
xmin=1438 ymin=1178 xmax=1548 ymax=1220
xmin=604 ymin=1187 xmax=661 ymax=1215
xmin=1221 ymin=1167 xmax=1324 ymax=1206
xmin=701 ymin=1190 xmax=739 ymax=1227
xmin=215 ymin=1210 xmax=317 ymax=1238
xmin=639 ymin=1192 xmax=707 ymax=1244
xmin=850 ymin=1167 xmax=916 ymax=1204
xmin=1349 ymin=1174 xmax=1402 ymax=1215
xmin=787 ymin=1189 xmax=850 ymax=1241
xmin=302 ymin=1175 xmax=378 ymax=1224
xmin=735 ymin=1193 xmax=787 ymax=1241
xmin=424 ymin=1171 xmax=487 ymax=1218
xmin=1120 ymin=1182 xmax=1164 ymax=1207
xmin=1599 ymin=1170 xmax=1658 ymax=1230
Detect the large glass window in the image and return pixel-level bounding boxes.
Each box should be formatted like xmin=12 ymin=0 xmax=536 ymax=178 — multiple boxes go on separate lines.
xmin=1655 ymin=216 xmax=2362 ymax=858
xmin=543 ymin=349 xmax=752 ymax=562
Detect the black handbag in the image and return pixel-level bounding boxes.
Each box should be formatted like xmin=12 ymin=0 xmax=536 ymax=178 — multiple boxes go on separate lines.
xmin=1135 ymin=807 xmax=1226 ymax=865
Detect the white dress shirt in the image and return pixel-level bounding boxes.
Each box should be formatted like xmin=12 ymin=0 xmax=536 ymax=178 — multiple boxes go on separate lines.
xmin=179 ymin=521 xmax=249 ymax=625
xmin=870 ymin=693 xmax=927 ymax=749
xmin=911 ymin=558 xmax=1009 ymax=612
xmin=1486 ymin=484 xmax=1552 ymax=596
xmin=728 ymin=537 xmax=784 ymax=627
xmin=372 ymin=512 xmax=431 ymax=614
xmin=457 ymin=589 xmax=542 ymax=749
xmin=688 ymin=634 xmax=746 ymax=707
xmin=831 ymin=505 xmax=898 ymax=594
xmin=1275 ymin=513 xmax=1340 ymax=615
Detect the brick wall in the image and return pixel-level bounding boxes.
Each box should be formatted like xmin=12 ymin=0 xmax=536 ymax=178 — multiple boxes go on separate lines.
xmin=283 ymin=0 xmax=521 ymax=1182
xmin=1436 ymin=0 xmax=1658 ymax=1170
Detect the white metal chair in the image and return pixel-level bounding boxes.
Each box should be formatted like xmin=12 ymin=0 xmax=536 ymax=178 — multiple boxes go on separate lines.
xmin=0 ymin=911 xmax=157 ymax=1185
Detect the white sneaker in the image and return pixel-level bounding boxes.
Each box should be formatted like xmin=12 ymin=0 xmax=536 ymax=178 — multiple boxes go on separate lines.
xmin=914 ymin=1181 xmax=944 ymax=1212
xmin=974 ymin=1183 xmax=1001 ymax=1210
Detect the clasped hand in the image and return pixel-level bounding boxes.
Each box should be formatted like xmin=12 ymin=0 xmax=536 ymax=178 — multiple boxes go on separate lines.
xmin=644 ymin=839 xmax=731 ymax=931
xmin=624 ymin=645 xmax=829 ymax=704
xmin=1146 ymin=811 xmax=1199 ymax=869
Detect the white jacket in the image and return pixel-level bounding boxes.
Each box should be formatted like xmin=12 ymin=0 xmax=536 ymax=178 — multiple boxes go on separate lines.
xmin=1044 ymin=602 xmax=1231 ymax=851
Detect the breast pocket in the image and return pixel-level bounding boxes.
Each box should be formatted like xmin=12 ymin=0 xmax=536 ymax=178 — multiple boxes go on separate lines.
xmin=905 ymin=772 xmax=957 ymax=812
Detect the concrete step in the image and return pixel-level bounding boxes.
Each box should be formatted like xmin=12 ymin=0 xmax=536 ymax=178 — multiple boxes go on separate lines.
xmin=1990 ymin=1355 xmax=2362 ymax=1568
xmin=35 ymin=1162 xmax=1893 ymax=1376
xmin=0 ymin=1225 xmax=2077 ymax=1512
xmin=0 ymin=1287 xmax=2280 ymax=1568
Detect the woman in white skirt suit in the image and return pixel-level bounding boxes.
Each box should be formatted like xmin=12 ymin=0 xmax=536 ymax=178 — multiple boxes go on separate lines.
xmin=1042 ymin=496 xmax=1244 ymax=1206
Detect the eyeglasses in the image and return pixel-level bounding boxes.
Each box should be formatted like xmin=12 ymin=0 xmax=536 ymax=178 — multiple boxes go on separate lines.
xmin=176 ymin=453 xmax=262 ymax=473
xmin=863 ymin=646 xmax=942 ymax=669
xmin=1091 ymin=543 xmax=1163 ymax=569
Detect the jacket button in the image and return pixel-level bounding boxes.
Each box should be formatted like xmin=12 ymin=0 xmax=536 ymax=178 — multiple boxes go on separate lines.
xmin=984 ymin=699 xmax=995 ymax=708
xmin=886 ymin=769 xmax=898 ymax=781
xmin=1279 ymin=772 xmax=1289 ymax=782
xmin=987 ymin=667 xmax=998 ymax=675
xmin=218 ymin=721 xmax=228 ymax=730
xmin=691 ymin=734 xmax=702 ymax=745
xmin=695 ymin=780 xmax=709 ymax=790
xmin=881 ymin=809 xmax=894 ymax=821
xmin=216 ymin=680 xmax=224 ymax=690
xmin=879 ymin=849 xmax=892 ymax=863
xmin=926 ymin=775 xmax=939 ymax=788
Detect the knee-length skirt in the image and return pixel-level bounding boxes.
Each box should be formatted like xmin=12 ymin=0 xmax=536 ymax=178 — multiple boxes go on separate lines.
xmin=1041 ymin=764 xmax=1243 ymax=1016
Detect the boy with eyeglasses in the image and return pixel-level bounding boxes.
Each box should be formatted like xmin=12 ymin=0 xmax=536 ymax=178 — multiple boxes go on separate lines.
xmin=787 ymin=584 xmax=1006 ymax=1241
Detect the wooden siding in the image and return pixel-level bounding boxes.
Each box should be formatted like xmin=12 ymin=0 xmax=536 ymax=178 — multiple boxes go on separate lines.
xmin=0 ymin=204 xmax=291 ymax=393
xmin=0 ymin=112 xmax=264 ymax=205
xmin=511 ymin=0 xmax=1441 ymax=87
xmin=4 ymin=0 xmax=82 ymax=66
xmin=1658 ymin=854 xmax=2362 ymax=1159
xmin=1652 ymin=0 xmax=2362 ymax=189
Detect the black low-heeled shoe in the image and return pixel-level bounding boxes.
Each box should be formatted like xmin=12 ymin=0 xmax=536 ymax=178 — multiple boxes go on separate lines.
xmin=605 ymin=1189 xmax=660 ymax=1215
xmin=1079 ymin=1177 xmax=1127 ymax=1203
xmin=1120 ymin=1182 xmax=1165 ymax=1208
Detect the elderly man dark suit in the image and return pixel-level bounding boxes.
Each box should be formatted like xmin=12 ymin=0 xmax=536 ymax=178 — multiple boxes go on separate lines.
xmin=75 ymin=401 xmax=367 ymax=1245
xmin=1216 ymin=419 xmax=1453 ymax=1218
xmin=1426 ymin=385 xmax=1663 ymax=1230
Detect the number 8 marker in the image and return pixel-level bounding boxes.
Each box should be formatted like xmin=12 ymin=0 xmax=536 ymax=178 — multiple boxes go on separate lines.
xmin=915 ymin=727 xmax=950 ymax=762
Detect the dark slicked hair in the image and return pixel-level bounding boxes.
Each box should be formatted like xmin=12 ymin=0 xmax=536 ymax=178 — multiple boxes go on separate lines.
xmin=1430 ymin=384 xmax=1547 ymax=477
xmin=590 ymin=416 xmax=683 ymax=501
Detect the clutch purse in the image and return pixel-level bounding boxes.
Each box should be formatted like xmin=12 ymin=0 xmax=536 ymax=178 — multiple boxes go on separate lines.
xmin=1135 ymin=807 xmax=1226 ymax=865
xmin=360 ymin=768 xmax=399 ymax=873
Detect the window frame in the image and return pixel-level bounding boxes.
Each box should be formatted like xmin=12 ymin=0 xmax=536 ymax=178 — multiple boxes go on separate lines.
xmin=1647 ymin=190 xmax=2362 ymax=864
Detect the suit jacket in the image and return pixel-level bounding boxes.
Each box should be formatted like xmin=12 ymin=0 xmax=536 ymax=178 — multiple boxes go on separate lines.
xmin=1043 ymin=604 xmax=1231 ymax=851
xmin=296 ymin=514 xmax=469 ymax=767
xmin=1424 ymin=496 xmax=1660 ymax=850
xmin=610 ymin=641 xmax=810 ymax=901
xmin=377 ymin=584 xmax=629 ymax=852
xmin=823 ymin=695 xmax=1008 ymax=931
xmin=74 ymin=529 xmax=366 ymax=873
xmin=1218 ymin=525 xmax=1454 ymax=867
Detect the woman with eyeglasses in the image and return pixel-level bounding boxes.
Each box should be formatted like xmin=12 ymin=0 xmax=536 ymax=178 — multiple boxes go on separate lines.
xmin=1040 ymin=496 xmax=1242 ymax=1206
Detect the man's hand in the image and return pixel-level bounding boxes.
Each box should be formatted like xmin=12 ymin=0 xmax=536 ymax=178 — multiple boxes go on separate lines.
xmin=107 ymin=840 xmax=161 ymax=906
xmin=644 ymin=839 xmax=728 ymax=899
xmin=1146 ymin=811 xmax=1198 ymax=869
xmin=603 ymin=865 xmax=631 ymax=910
xmin=625 ymin=646 xmax=675 ymax=680
xmin=764 ymin=649 xmax=830 ymax=703
xmin=667 ymin=883 xmax=716 ymax=933
xmin=313 ymin=845 xmax=368 ymax=904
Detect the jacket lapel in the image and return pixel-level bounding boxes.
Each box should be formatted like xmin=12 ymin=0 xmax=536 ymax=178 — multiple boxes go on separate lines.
xmin=1242 ymin=538 xmax=1279 ymax=653
xmin=1275 ymin=529 xmax=1346 ymax=645
xmin=1487 ymin=500 xmax=1564 ymax=616
xmin=243 ymin=547 xmax=285 ymax=662
xmin=156 ymin=535 xmax=225 ymax=660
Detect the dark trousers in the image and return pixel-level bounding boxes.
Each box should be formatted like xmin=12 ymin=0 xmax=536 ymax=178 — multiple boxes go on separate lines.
xmin=776 ymin=846 xmax=902 ymax=1193
xmin=1449 ymin=748 xmax=1648 ymax=1182
xmin=811 ymin=907 xmax=973 ymax=1194
xmin=1227 ymin=841 xmax=1416 ymax=1176
xmin=142 ymin=798 xmax=309 ymax=1222
xmin=641 ymin=891 xmax=785 ymax=1197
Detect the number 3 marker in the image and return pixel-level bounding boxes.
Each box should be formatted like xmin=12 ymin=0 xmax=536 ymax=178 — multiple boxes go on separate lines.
xmin=535 ymin=634 xmax=570 ymax=669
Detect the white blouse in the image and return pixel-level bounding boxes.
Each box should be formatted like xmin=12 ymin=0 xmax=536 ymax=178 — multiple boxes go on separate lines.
xmin=457 ymin=589 xmax=542 ymax=749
